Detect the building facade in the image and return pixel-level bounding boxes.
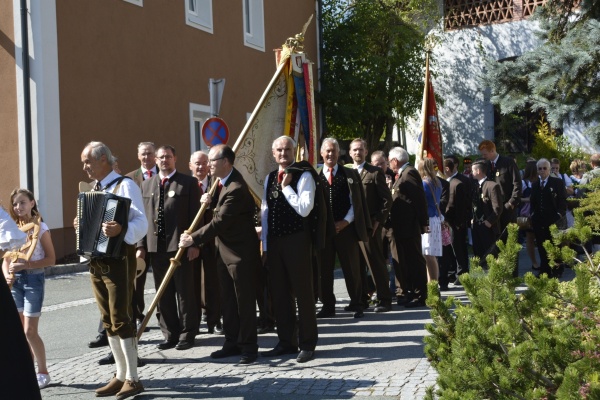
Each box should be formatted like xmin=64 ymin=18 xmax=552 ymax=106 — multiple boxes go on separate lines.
xmin=0 ymin=0 xmax=318 ymax=259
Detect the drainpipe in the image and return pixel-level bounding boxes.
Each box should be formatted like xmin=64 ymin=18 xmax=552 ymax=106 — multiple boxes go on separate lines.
xmin=21 ymin=0 xmax=34 ymax=190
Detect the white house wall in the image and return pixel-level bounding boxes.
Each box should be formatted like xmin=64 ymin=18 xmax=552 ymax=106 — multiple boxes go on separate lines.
xmin=405 ymin=18 xmax=600 ymax=156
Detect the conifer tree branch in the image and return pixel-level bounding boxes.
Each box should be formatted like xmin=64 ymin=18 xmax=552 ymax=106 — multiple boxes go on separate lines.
xmin=491 ymin=383 xmax=528 ymax=400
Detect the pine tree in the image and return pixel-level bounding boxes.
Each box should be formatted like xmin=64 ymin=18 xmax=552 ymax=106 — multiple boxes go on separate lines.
xmin=425 ymin=205 xmax=600 ymax=398
xmin=486 ymin=0 xmax=600 ymax=143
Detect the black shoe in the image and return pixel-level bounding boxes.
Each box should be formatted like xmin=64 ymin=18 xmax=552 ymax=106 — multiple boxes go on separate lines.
xmin=374 ymin=303 xmax=392 ymax=313
xmin=353 ymin=310 xmax=364 ymax=318
xmin=260 ymin=345 xmax=298 ymax=357
xmin=157 ymin=340 xmax=178 ymax=350
xmin=316 ymin=309 xmax=335 ymax=318
xmin=211 ymin=347 xmax=241 ymax=359
xmin=396 ymin=296 xmax=411 ymax=306
xmin=239 ymin=352 xmax=258 ymax=364
xmin=439 ymin=286 xmax=449 ymax=291
xmin=175 ymin=340 xmax=194 ymax=350
xmin=98 ymin=352 xmax=115 ymax=365
xmin=257 ymin=325 xmax=275 ymax=334
xmin=404 ymin=299 xmax=426 ymax=308
xmin=208 ymin=322 xmax=224 ymax=335
xmin=137 ymin=357 xmax=146 ymax=367
xmin=296 ymin=350 xmax=314 ymax=363
xmin=343 ymin=305 xmax=361 ymax=312
xmin=88 ymin=334 xmax=108 ymax=348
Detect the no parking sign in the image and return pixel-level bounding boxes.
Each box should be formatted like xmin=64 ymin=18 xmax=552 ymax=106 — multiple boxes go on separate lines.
xmin=202 ymin=117 xmax=230 ymax=147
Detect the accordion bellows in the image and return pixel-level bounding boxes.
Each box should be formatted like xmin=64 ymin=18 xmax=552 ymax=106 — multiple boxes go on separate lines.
xmin=77 ymin=192 xmax=131 ymax=259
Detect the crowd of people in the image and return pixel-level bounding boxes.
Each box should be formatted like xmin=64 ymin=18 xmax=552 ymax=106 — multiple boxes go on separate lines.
xmin=3 ymin=136 xmax=599 ymax=399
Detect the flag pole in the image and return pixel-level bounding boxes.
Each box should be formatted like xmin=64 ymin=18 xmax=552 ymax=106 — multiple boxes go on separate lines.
xmin=417 ymin=52 xmax=430 ymax=165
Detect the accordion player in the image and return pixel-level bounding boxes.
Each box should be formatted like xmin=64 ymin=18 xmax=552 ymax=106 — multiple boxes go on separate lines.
xmin=77 ymin=192 xmax=131 ymax=259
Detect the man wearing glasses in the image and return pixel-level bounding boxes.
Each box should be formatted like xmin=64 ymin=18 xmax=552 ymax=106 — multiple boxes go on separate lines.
xmin=530 ymin=158 xmax=567 ymax=278
xmin=138 ymin=145 xmax=201 ymax=351
xmin=179 ymin=145 xmax=260 ymax=364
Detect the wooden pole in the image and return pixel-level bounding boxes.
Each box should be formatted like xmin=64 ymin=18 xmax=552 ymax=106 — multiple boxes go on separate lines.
xmin=136 ymin=179 xmax=219 ymax=340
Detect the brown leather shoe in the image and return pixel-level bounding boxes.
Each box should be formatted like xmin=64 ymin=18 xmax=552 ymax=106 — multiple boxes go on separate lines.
xmin=95 ymin=375 xmax=124 ymax=397
xmin=115 ymin=379 xmax=144 ymax=400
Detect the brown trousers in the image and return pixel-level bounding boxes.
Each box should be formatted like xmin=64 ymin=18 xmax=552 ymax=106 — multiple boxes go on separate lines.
xmin=90 ymin=244 xmax=136 ymax=338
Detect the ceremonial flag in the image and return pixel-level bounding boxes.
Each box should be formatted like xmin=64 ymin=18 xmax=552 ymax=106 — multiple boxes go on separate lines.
xmin=417 ymin=53 xmax=443 ymax=170
xmin=232 ymin=17 xmax=317 ymax=202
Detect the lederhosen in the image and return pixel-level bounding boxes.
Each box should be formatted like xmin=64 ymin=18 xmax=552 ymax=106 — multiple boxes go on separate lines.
xmin=89 ymin=177 xmax=136 ymax=338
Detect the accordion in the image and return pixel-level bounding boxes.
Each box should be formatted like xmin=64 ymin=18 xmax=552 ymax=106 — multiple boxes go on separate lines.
xmin=77 ymin=192 xmax=131 ymax=259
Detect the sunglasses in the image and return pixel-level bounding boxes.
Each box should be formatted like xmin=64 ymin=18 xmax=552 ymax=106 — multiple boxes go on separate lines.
xmin=538 ymin=167 xmax=548 ymax=170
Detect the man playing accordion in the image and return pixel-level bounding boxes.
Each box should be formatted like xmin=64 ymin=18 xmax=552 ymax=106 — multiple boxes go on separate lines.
xmin=79 ymin=141 xmax=148 ymax=399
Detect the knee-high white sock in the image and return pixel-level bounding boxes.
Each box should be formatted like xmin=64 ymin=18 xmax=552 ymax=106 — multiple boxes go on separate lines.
xmin=120 ymin=336 xmax=139 ymax=382
xmin=108 ymin=335 xmax=126 ymax=381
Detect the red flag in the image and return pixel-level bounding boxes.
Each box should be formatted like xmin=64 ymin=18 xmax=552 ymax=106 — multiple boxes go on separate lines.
xmin=418 ymin=53 xmax=443 ymax=170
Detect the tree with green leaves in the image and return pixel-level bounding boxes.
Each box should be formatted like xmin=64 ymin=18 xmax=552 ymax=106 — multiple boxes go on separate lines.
xmin=319 ymin=0 xmax=439 ymax=152
xmin=425 ymin=199 xmax=600 ymax=398
xmin=486 ymin=0 xmax=600 ymax=143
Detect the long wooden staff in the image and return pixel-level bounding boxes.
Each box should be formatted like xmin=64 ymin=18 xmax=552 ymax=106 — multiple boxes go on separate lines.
xmin=137 ymin=179 xmax=219 ymax=339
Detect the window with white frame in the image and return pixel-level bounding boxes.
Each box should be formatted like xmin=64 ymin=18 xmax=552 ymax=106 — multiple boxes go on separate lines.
xmin=242 ymin=0 xmax=265 ymax=52
xmin=122 ymin=0 xmax=143 ymax=6
xmin=186 ymin=0 xmax=213 ymax=33
xmin=190 ymin=103 xmax=211 ymax=151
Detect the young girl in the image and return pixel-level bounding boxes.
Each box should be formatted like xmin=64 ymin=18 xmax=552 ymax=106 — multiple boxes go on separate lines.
xmin=2 ymin=189 xmax=55 ymax=389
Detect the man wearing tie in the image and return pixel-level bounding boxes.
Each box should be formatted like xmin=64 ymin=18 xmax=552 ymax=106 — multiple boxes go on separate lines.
xmin=531 ymin=158 xmax=567 ymax=278
xmin=317 ymin=138 xmax=371 ymax=318
xmin=138 ymin=145 xmax=201 ymax=351
xmin=126 ymin=142 xmax=158 ymax=330
xmin=179 ymin=144 xmax=260 ymax=364
xmin=127 ymin=142 xmax=159 ymax=186
xmin=348 ymin=139 xmax=393 ymax=312
xmin=188 ymin=151 xmax=222 ymax=335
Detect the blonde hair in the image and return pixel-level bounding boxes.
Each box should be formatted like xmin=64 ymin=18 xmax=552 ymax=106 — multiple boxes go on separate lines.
xmin=418 ymin=159 xmax=440 ymax=187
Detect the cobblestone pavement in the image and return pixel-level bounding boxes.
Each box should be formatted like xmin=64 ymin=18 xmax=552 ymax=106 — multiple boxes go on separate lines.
xmin=40 ymin=267 xmax=440 ymax=400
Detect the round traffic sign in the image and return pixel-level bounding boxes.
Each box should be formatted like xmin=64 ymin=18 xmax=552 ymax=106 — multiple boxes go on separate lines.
xmin=202 ymin=117 xmax=230 ymax=147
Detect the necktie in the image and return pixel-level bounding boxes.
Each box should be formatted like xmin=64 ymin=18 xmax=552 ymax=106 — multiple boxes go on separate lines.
xmin=328 ymin=168 xmax=334 ymax=186
xmin=148 ymin=170 xmax=153 ymax=178
xmin=278 ymin=170 xmax=285 ymax=184
xmin=198 ymin=181 xmax=204 ymax=195
xmin=158 ymin=178 xmax=168 ymax=240
xmin=491 ymin=161 xmax=496 ymax=171
xmin=541 ymin=180 xmax=545 ymax=190
xmin=94 ymin=181 xmax=101 ymax=191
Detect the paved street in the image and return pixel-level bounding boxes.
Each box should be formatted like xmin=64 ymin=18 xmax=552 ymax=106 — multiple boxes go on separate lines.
xmin=37 ymin=247 xmax=571 ymax=399
xmin=38 ymin=264 xmax=440 ymax=400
